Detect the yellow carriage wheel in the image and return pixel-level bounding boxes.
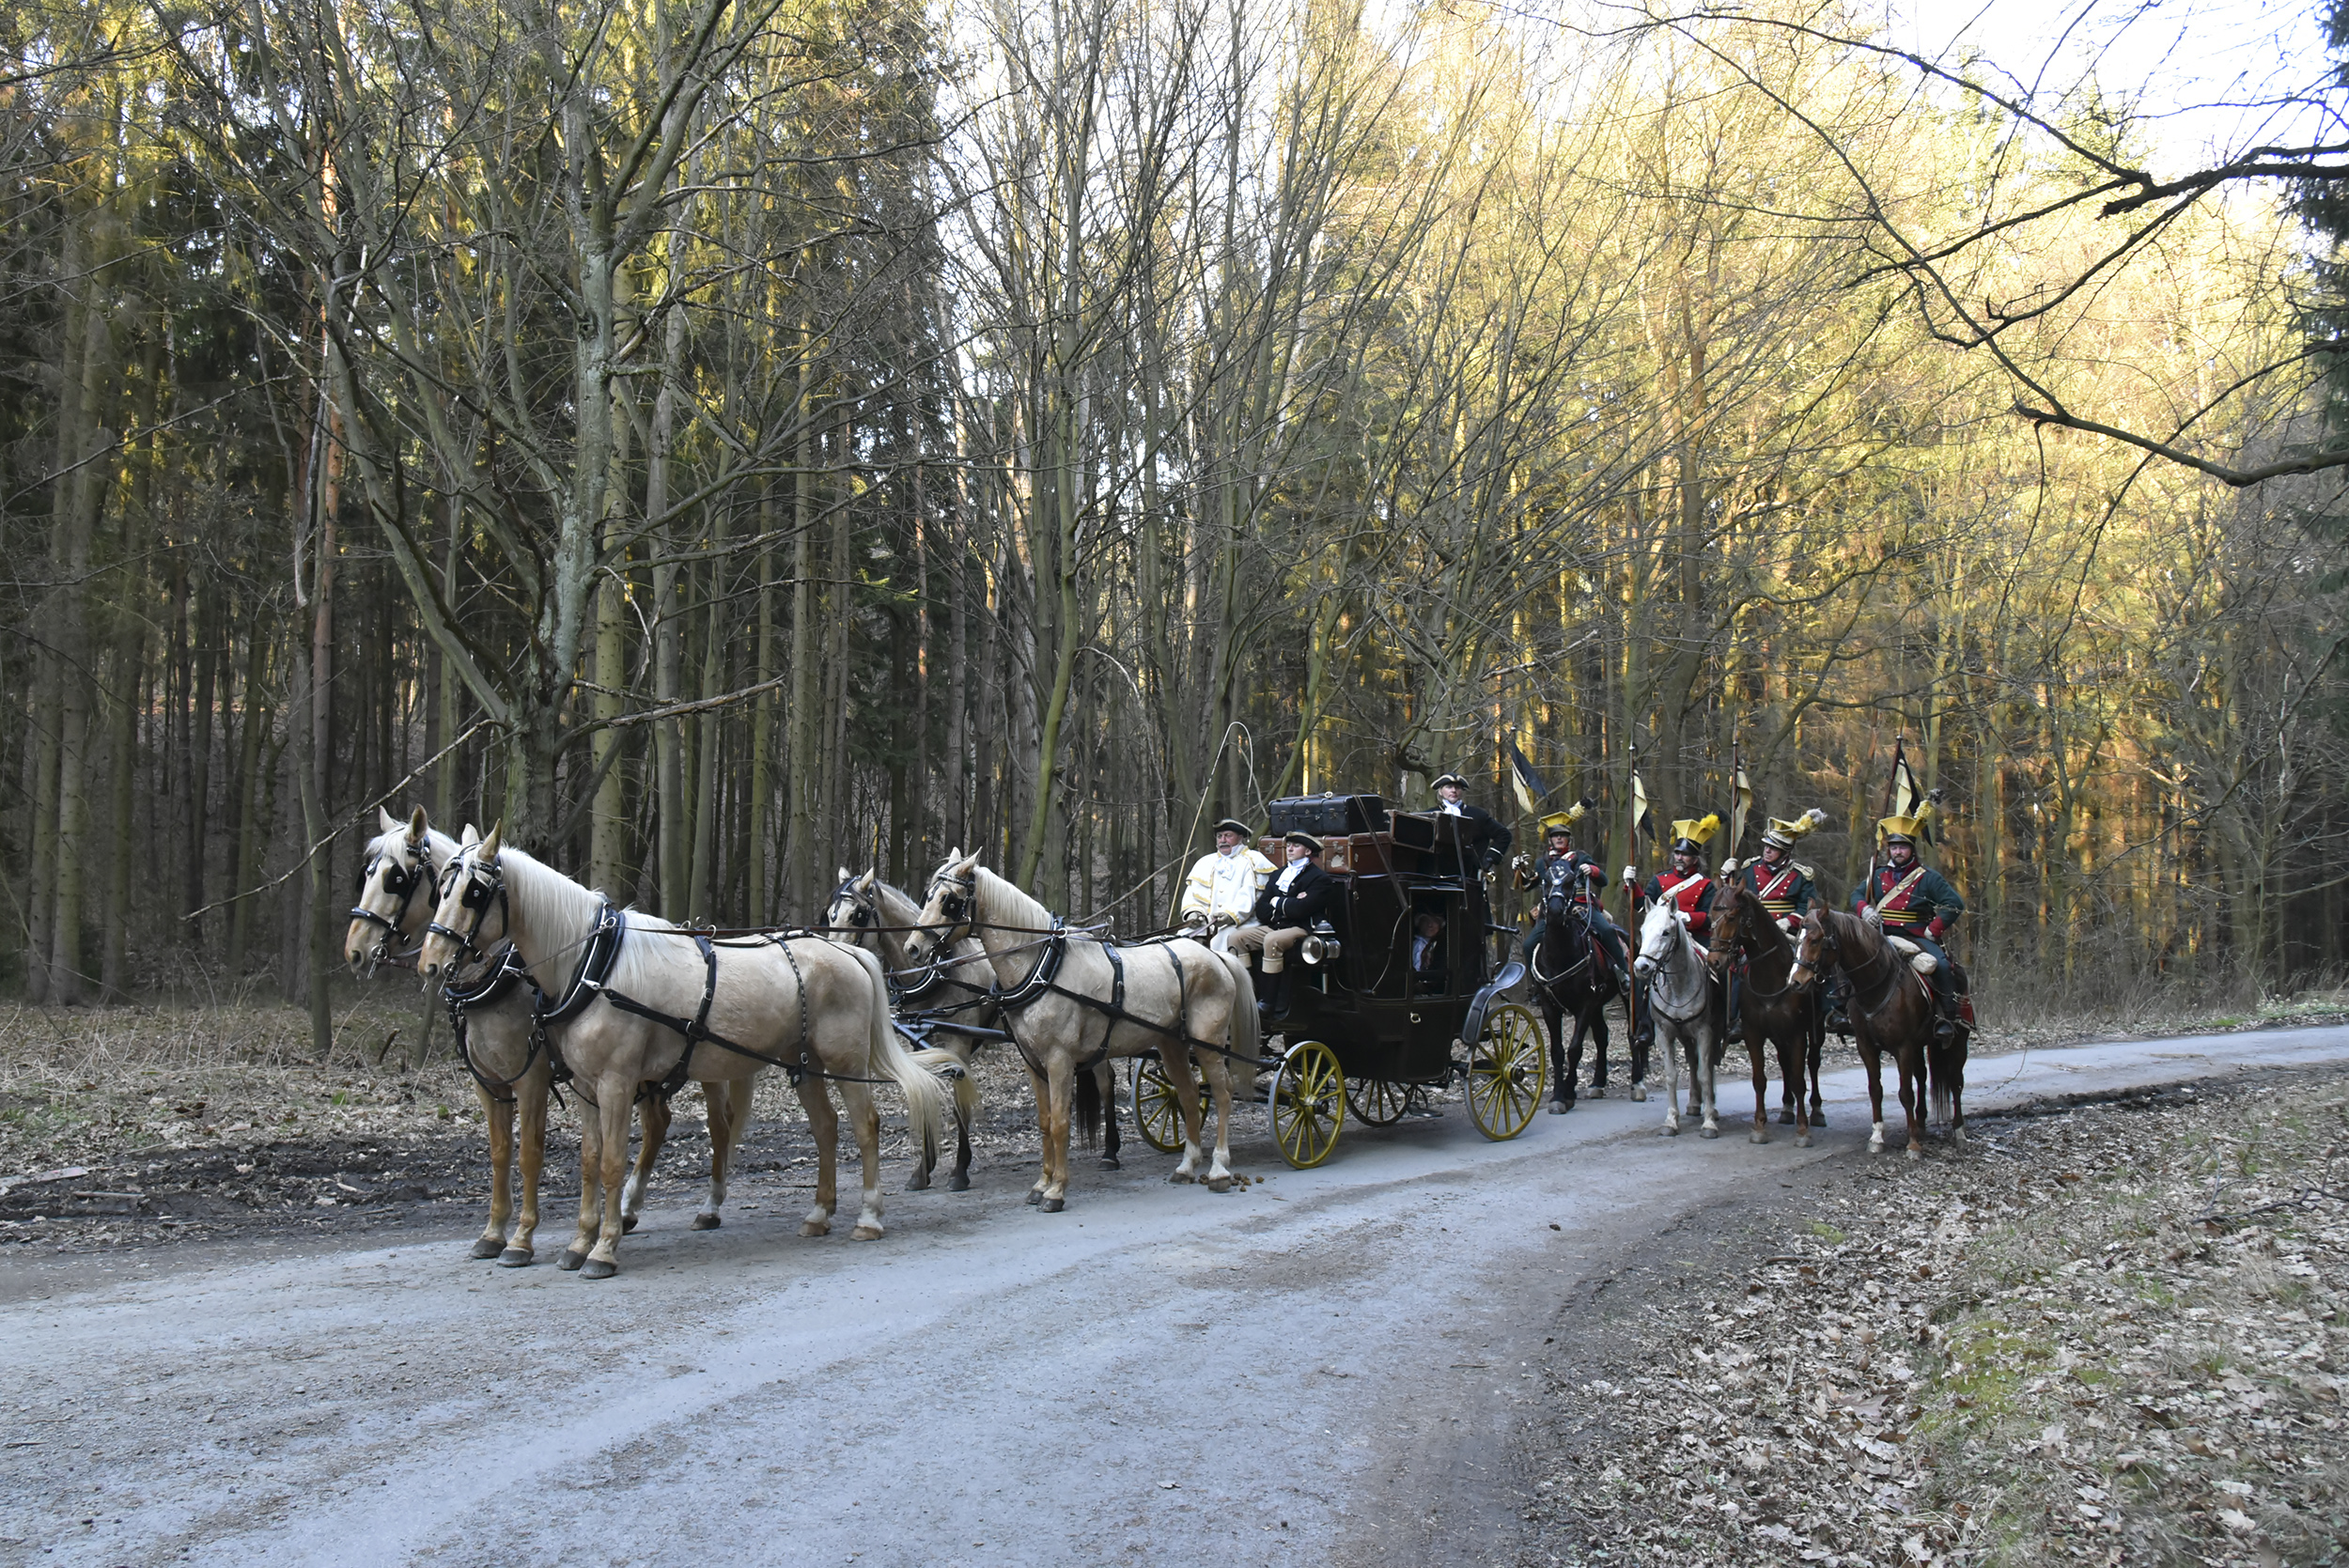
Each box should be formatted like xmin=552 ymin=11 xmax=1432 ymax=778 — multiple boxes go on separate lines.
xmin=1346 ymin=1076 xmax=1411 ymax=1127
xmin=1270 ymin=1039 xmax=1346 ymax=1169
xmin=1131 ymin=1055 xmax=1203 ymax=1155
xmin=1467 ymin=1002 xmax=1547 ymax=1141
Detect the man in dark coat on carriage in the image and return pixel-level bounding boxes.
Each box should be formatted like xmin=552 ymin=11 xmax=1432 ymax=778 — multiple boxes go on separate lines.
xmin=1852 ymin=815 xmax=1967 ymax=1043
xmin=1513 ymin=804 xmax=1629 ymax=989
xmin=1432 ymin=772 xmax=1512 ymax=875
xmin=1721 ymin=808 xmax=1827 ymax=1031
xmin=1230 ymin=831 xmax=1339 ymax=1024
xmin=1622 ymin=813 xmax=1721 ymax=1047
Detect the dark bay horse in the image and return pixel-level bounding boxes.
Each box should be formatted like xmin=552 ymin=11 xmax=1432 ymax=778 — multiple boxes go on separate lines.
xmin=1704 ymin=881 xmax=1826 ymax=1146
xmin=1790 ymin=909 xmax=1968 ymax=1158
xmin=1530 ymin=895 xmax=1634 ymax=1109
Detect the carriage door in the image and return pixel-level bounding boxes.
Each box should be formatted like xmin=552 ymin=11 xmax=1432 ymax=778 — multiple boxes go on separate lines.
xmin=1409 ymin=890 xmax=1466 ymax=997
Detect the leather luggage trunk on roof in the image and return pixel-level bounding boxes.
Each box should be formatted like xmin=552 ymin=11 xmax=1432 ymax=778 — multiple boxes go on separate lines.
xmin=1267 ymin=794 xmax=1388 ymax=836
xmin=1263 ymin=833 xmax=1392 ymax=876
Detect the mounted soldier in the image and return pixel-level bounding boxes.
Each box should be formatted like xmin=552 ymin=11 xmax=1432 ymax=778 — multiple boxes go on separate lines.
xmin=1178 ymin=817 xmax=1274 ymax=951
xmin=1513 ymin=802 xmax=1628 ymax=990
xmin=1431 ymin=772 xmax=1512 ymax=875
xmin=1853 ymin=815 xmax=1967 ymax=1044
xmin=1624 ymin=814 xmax=1721 ymax=1049
xmin=1229 ymin=831 xmax=1340 ymax=1024
xmin=1720 ymin=807 xmax=1827 ymax=1033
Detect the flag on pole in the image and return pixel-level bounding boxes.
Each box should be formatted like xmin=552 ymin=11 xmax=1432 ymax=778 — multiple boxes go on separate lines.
xmin=1505 ymin=736 xmax=1551 ymax=819
xmin=1627 ymin=763 xmax=1654 ymax=852
xmin=1890 ymin=749 xmax=1935 ymax=844
xmin=1728 ymin=753 xmax=1752 ymax=862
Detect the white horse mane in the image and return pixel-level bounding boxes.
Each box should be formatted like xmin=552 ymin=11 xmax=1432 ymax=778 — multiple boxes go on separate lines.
xmin=470 ymin=841 xmax=677 ymax=995
xmin=364 ymin=819 xmax=461 ymax=877
xmin=968 ymin=862 xmax=1052 ymax=935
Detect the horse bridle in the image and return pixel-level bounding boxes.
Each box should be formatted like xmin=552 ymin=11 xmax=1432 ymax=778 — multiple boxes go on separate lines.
xmin=427 ymin=854 xmax=508 ymax=965
xmin=1791 ymin=913 xmax=1894 ymax=994
xmin=350 ymin=843 xmax=434 ymax=968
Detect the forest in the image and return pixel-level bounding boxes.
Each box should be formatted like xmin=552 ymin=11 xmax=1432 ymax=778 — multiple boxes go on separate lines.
xmin=5 ymin=0 xmax=2346 ymax=1038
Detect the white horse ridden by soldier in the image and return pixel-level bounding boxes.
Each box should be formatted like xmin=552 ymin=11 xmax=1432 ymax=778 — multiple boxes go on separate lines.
xmin=903 ymin=852 xmax=1256 ymax=1210
xmin=1632 ymin=898 xmax=1727 ymax=1139
xmin=823 ymin=867 xmax=1123 ymax=1192
xmin=346 ymin=807 xmax=743 ymax=1265
xmin=419 ymin=827 xmax=942 ymax=1278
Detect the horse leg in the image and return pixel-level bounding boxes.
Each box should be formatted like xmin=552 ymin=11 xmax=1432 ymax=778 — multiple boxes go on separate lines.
xmin=472 ymin=1081 xmax=513 ymax=1259
xmin=798 ymin=1076 xmax=841 ymax=1235
xmin=561 ymin=1101 xmax=602 ymax=1271
xmin=1946 ymin=1030 xmax=1968 ymax=1146
xmin=1099 ymin=1061 xmax=1123 ymax=1170
xmin=1808 ymin=1004 xmax=1827 ymax=1126
xmin=621 ymin=1090 xmax=672 ymax=1234
xmin=1201 ymin=1040 xmax=1238 ymax=1193
xmin=692 ymin=1079 xmax=738 ymax=1232
xmin=1776 ymin=1030 xmax=1812 ymax=1148
xmin=1587 ymin=994 xmax=1609 ymax=1095
xmin=843 ymin=1079 xmax=887 ymax=1237
xmin=1548 ymin=1005 xmax=1573 ymax=1112
xmin=1861 ymin=1037 xmax=1888 ymax=1153
xmin=950 ymin=1071 xmax=976 ymax=1191
xmin=580 ymin=1083 xmax=633 ymax=1279
xmin=1165 ymin=1046 xmax=1208 ymax=1185
xmin=1697 ymin=1032 xmax=1721 ymax=1139
xmin=1745 ymin=1030 xmax=1768 ymax=1144
xmin=1039 ymin=1057 xmax=1076 ymax=1212
xmin=1899 ymin=1043 xmax=1925 ymax=1161
xmin=500 ymin=1063 xmax=548 ymax=1265
xmin=1660 ymin=1025 xmax=1682 ymax=1136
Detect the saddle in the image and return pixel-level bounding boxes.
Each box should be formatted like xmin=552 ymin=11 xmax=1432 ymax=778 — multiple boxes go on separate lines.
xmin=1883 ymin=934 xmax=1937 ymax=974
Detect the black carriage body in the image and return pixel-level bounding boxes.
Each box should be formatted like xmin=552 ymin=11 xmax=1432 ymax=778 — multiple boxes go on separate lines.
xmin=1257 ymin=810 xmax=1510 ymax=1084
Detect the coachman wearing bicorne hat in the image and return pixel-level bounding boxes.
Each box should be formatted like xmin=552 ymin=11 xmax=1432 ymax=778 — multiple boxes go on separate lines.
xmin=1430 ymin=772 xmax=1513 ymax=875
xmin=1227 ymin=830 xmax=1339 ymax=1026
xmin=1851 ymin=812 xmax=1967 ymax=1043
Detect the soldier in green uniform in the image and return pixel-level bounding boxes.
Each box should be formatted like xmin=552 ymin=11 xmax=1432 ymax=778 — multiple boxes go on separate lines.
xmin=1850 ymin=815 xmax=1967 ymax=1043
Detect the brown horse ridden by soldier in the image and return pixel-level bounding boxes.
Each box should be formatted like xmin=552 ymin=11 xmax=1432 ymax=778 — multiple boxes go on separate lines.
xmin=1703 ymin=879 xmax=1826 ymax=1147
xmin=1789 ymin=908 xmax=1968 ymax=1159
xmin=346 ymin=807 xmax=744 ymax=1265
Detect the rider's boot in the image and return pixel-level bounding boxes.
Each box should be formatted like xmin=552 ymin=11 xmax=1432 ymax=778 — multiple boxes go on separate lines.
xmin=1824 ymin=980 xmax=1851 ymax=1036
xmin=1933 ymin=979 xmax=1958 ymax=1044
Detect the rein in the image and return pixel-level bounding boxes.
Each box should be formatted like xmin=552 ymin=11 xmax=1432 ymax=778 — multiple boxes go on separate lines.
xmin=1641 ymin=924 xmax=1713 ymax=1023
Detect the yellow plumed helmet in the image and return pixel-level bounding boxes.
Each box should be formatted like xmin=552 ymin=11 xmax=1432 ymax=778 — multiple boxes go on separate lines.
xmin=1878 ymin=813 xmax=1927 ymax=842
xmin=1670 ymin=813 xmax=1721 ymax=850
xmin=1539 ymin=798 xmax=1594 ymax=835
xmin=1761 ymin=808 xmax=1828 ymax=849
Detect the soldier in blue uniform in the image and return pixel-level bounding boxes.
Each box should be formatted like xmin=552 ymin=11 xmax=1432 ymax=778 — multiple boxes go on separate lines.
xmin=1722 ymin=808 xmax=1828 ymax=1031
xmin=1512 ymin=805 xmax=1629 ymax=989
xmin=1851 ymin=815 xmax=1967 ymax=1042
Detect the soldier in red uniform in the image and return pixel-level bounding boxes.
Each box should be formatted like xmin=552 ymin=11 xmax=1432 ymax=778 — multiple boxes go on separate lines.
xmin=1622 ymin=813 xmax=1721 ymax=1051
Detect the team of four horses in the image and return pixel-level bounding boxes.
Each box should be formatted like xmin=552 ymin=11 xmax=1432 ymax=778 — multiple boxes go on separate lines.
xmin=345 ymin=800 xmax=1966 ymax=1280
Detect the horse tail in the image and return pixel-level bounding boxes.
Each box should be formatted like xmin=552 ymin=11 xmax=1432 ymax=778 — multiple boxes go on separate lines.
xmin=1928 ymin=1040 xmax=1954 ymax=1126
xmin=847 ymin=945 xmax=942 ymax=1170
xmin=1219 ymin=950 xmax=1260 ymax=1067
xmin=1075 ymin=1066 xmax=1101 ymax=1149
xmin=910 ymin=1045 xmax=981 ymax=1135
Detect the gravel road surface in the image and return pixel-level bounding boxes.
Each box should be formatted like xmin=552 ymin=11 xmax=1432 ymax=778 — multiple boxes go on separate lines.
xmin=6 ymin=1025 xmax=2346 ymax=1568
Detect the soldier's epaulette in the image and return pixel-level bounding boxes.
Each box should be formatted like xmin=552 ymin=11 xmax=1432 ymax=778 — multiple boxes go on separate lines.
xmin=1795 ymin=862 xmax=1815 ymax=880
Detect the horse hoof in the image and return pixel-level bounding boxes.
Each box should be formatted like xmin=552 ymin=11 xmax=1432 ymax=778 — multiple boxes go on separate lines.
xmin=1206 ymin=1175 xmax=1232 ymax=1193
xmin=1796 ymin=1133 xmax=1812 ymax=1148
xmin=497 ymin=1247 xmax=533 ymax=1267
xmin=621 ymin=1214 xmax=640 ymax=1234
xmin=1661 ymin=1124 xmax=1679 ymax=1138
xmin=470 ymin=1237 xmax=504 ymax=1260
xmin=580 ymin=1257 xmax=617 ymax=1280
xmin=1548 ymin=1100 xmax=1570 ymax=1114
xmin=1039 ymin=1198 xmax=1065 ymax=1214
xmin=852 ymin=1224 xmax=883 ymax=1239
xmin=1811 ymin=1109 xmax=1827 ymax=1126
xmin=558 ymin=1250 xmax=587 ymax=1271
xmin=1100 ymin=1155 xmax=1121 ymax=1170
xmin=1906 ymin=1147 xmax=1922 ymax=1163
xmin=1025 ymin=1188 xmax=1043 ymax=1206
xmin=907 ymin=1171 xmax=931 ymax=1191
xmin=1952 ymin=1127 xmax=1968 ymax=1147
xmin=1700 ymin=1126 xmax=1719 ymax=1140
xmin=1169 ymin=1172 xmax=1197 ymax=1185
xmin=948 ymin=1174 xmax=971 ymax=1192
xmin=1629 ymin=1085 xmax=1647 ymax=1103
xmin=1775 ymin=1108 xmax=1796 ymax=1125
xmin=1750 ymin=1130 xmax=1768 ymax=1145
xmin=1586 ymin=1086 xmax=1607 ymax=1100
xmin=800 ymin=1220 xmax=830 ymax=1237
xmin=690 ymin=1213 xmax=721 ymax=1232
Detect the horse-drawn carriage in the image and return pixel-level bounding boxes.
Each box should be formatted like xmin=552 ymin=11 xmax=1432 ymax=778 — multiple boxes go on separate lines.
xmin=1132 ymin=794 xmax=1549 ymax=1169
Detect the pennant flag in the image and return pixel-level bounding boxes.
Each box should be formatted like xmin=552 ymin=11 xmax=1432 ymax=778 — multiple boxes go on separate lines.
xmin=1728 ymin=756 xmax=1752 ymax=860
xmin=1628 ymin=764 xmax=1654 ymax=848
xmin=1506 ymin=736 xmax=1551 ymax=818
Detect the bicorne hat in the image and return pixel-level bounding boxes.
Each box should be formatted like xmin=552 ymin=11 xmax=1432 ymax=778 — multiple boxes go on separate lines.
xmin=1430 ymin=772 xmax=1470 ymax=791
xmin=1283 ymin=829 xmax=1324 ymax=853
xmin=1211 ymin=818 xmax=1252 ymax=840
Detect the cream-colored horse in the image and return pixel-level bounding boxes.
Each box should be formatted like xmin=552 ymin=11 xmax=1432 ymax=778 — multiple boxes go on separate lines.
xmin=419 ymin=828 xmax=942 ymax=1278
xmin=345 ymin=807 xmax=740 ymax=1264
xmin=903 ymin=853 xmax=1255 ymax=1210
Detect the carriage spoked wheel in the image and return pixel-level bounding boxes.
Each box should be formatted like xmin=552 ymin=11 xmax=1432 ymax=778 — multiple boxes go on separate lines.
xmin=1466 ymin=1002 xmax=1547 ymax=1141
xmin=1269 ymin=1039 xmax=1346 ymax=1169
xmin=1131 ymin=1054 xmax=1206 ymax=1155
xmin=1346 ymin=1076 xmax=1411 ymax=1126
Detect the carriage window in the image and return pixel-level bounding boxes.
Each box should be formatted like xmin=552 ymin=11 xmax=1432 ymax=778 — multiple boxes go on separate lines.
xmin=1410 ymin=892 xmax=1461 ymax=996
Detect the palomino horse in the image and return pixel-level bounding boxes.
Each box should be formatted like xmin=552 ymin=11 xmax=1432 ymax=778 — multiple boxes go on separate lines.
xmin=1703 ymin=880 xmax=1827 ymax=1146
xmin=1528 ymin=893 xmax=1632 ymax=1110
xmin=903 ymin=853 xmax=1256 ymax=1210
xmin=1631 ymin=900 xmax=1726 ymax=1137
xmin=346 ymin=808 xmax=740 ymax=1264
xmin=823 ymin=868 xmax=1123 ymax=1192
xmin=419 ymin=828 xmax=941 ymax=1277
xmin=1789 ymin=909 xmax=1967 ymax=1158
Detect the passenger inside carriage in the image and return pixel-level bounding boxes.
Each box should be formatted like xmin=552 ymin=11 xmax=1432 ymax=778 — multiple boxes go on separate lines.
xmin=1411 ymin=913 xmax=1445 ymax=989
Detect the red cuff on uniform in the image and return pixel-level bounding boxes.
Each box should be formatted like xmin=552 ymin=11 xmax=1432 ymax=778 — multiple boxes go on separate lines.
xmin=1926 ymin=917 xmax=1946 ymax=939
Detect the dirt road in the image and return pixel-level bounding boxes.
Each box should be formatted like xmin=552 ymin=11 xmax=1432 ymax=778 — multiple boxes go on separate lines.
xmin=5 ymin=1024 xmax=2344 ymax=1568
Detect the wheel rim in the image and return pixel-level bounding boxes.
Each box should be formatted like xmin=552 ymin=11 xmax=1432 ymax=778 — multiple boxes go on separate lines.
xmin=1468 ymin=1003 xmax=1546 ymax=1141
xmin=1346 ymin=1076 xmax=1411 ymax=1126
xmin=1131 ymin=1057 xmax=1196 ymax=1155
xmin=1270 ymin=1040 xmax=1345 ymax=1168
